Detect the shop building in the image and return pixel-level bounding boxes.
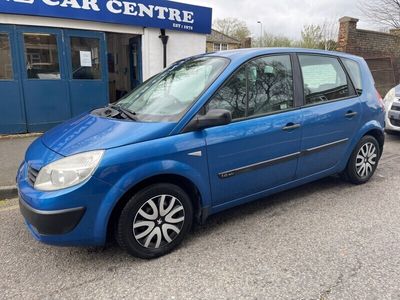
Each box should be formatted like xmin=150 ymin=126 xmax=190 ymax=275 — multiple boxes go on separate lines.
xmin=0 ymin=0 xmax=212 ymax=134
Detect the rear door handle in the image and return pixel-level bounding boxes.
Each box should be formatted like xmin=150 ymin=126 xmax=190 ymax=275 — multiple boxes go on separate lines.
xmin=282 ymin=123 xmax=301 ymax=131
xmin=345 ymin=111 xmax=358 ymax=118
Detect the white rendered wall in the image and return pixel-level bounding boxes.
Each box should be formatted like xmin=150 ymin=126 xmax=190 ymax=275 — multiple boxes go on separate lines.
xmin=142 ymin=28 xmax=207 ymax=80
xmin=0 ymin=14 xmax=143 ymax=35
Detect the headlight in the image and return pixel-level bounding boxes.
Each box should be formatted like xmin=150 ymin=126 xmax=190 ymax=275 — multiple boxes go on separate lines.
xmin=34 ymin=150 xmax=104 ymax=191
xmin=383 ymin=87 xmax=396 ymax=105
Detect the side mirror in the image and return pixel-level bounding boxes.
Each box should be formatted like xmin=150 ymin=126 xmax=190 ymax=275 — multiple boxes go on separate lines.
xmin=184 ymin=109 xmax=232 ymax=132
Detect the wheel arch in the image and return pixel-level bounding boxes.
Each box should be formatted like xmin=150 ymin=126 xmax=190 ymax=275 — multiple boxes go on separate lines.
xmin=106 ymin=173 xmax=206 ymax=242
xmin=363 ymin=128 xmax=385 ymax=156
xmin=339 ymin=121 xmax=385 ymax=173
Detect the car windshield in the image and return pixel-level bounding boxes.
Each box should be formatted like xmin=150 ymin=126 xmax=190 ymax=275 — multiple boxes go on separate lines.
xmin=117 ymin=56 xmax=229 ymax=122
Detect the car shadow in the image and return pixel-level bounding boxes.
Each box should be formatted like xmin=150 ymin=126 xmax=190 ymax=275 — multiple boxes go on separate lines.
xmin=97 ymin=175 xmax=352 ymax=260
xmin=37 ymin=175 xmax=358 ymax=264
xmin=190 ymin=175 xmax=350 ymax=237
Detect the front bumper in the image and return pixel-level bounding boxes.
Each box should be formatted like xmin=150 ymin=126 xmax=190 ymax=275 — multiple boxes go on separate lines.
xmin=19 ymin=197 xmax=85 ymax=235
xmin=385 ymin=102 xmax=400 ymax=131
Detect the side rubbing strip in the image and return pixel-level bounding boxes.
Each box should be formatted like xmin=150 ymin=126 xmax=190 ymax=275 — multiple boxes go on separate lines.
xmin=302 ymin=138 xmax=349 ymax=155
xmin=218 ymin=152 xmax=301 ymax=179
xmin=218 ymin=138 xmax=349 ymax=179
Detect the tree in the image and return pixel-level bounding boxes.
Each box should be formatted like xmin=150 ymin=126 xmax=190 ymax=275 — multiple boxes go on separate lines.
xmin=301 ymin=24 xmax=323 ymax=49
xmin=213 ymin=18 xmax=251 ymax=42
xmin=256 ymin=33 xmax=294 ymax=48
xmin=300 ymin=22 xmax=337 ymax=50
xmin=359 ymin=0 xmax=400 ymax=28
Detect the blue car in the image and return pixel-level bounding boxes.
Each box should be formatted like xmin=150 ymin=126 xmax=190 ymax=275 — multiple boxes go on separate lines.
xmin=17 ymin=48 xmax=385 ymax=258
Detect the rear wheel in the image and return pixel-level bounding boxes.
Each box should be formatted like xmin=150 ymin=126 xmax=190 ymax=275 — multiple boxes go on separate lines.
xmin=117 ymin=183 xmax=193 ymax=259
xmin=342 ymin=135 xmax=381 ymax=185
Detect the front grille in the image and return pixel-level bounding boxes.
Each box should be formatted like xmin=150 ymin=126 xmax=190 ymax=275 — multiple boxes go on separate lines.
xmin=390 ymin=103 xmax=400 ymax=112
xmin=390 ymin=118 xmax=400 ymax=127
xmin=27 ymin=165 xmax=39 ymax=186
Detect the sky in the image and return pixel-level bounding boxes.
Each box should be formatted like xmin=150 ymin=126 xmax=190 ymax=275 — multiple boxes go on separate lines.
xmin=174 ymin=0 xmax=378 ymax=39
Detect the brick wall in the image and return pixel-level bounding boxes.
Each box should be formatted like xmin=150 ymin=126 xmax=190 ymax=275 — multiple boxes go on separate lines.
xmin=337 ymin=17 xmax=399 ymax=95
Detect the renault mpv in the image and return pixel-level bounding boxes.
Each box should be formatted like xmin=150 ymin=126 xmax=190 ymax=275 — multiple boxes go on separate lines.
xmin=17 ymin=48 xmax=385 ymax=258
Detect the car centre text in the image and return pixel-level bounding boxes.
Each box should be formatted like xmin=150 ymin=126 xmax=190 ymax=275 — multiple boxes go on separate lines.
xmin=16 ymin=0 xmax=195 ymax=24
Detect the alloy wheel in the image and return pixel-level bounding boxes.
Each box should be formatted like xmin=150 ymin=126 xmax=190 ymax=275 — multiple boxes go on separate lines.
xmin=356 ymin=142 xmax=378 ymax=178
xmin=133 ymin=195 xmax=185 ymax=249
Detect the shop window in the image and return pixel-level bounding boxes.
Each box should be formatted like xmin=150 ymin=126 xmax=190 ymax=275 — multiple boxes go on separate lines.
xmin=70 ymin=37 xmax=101 ymax=80
xmin=23 ymin=33 xmax=60 ymax=80
xmin=0 ymin=33 xmax=13 ymax=80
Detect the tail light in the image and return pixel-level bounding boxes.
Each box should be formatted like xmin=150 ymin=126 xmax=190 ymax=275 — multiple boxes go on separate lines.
xmin=376 ymin=89 xmax=385 ymax=111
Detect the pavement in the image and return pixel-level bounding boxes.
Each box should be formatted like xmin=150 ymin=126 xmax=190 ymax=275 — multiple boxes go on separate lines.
xmin=0 ymin=134 xmax=38 ymax=198
xmin=0 ymin=134 xmax=399 ymax=299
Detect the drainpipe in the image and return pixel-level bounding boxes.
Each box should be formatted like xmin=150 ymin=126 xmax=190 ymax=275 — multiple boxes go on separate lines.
xmin=159 ymin=29 xmax=169 ymax=68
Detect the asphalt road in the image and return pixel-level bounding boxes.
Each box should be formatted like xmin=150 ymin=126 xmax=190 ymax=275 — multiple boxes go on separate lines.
xmin=1 ymin=134 xmax=400 ymax=300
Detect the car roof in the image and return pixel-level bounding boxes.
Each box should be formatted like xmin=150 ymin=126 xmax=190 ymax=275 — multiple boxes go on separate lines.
xmin=204 ymin=48 xmax=363 ymax=63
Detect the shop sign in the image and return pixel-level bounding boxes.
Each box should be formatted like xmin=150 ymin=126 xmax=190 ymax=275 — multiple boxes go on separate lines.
xmin=0 ymin=0 xmax=212 ymax=34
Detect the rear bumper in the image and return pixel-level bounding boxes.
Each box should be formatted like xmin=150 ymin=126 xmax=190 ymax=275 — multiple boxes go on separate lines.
xmin=19 ymin=197 xmax=85 ymax=235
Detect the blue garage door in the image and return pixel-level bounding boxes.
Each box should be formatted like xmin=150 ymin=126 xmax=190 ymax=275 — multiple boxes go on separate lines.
xmin=0 ymin=25 xmax=26 ymax=133
xmin=0 ymin=25 xmax=108 ymax=134
xmin=65 ymin=30 xmax=108 ymax=116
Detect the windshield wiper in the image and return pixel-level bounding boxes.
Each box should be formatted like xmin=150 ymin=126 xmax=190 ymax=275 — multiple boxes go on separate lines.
xmin=110 ymin=105 xmax=137 ymax=121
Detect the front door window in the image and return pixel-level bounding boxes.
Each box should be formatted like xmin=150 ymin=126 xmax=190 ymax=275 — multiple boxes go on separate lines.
xmin=0 ymin=33 xmax=13 ymax=80
xmin=207 ymin=54 xmax=294 ymax=120
xmin=23 ymin=33 xmax=60 ymax=80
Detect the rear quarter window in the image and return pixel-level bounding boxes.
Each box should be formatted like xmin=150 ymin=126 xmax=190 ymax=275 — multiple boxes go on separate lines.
xmin=342 ymin=58 xmax=363 ymax=96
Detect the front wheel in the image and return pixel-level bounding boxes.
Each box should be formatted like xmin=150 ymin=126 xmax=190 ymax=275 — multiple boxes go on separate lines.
xmin=117 ymin=183 xmax=193 ymax=259
xmin=342 ymin=135 xmax=381 ymax=185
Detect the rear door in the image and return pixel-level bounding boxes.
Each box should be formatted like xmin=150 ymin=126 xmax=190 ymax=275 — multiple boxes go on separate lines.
xmin=202 ymin=54 xmax=303 ymax=208
xmin=296 ymin=54 xmax=361 ymax=178
xmin=0 ymin=25 xmax=26 ymax=133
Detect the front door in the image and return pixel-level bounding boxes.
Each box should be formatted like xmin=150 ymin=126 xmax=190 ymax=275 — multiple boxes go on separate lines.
xmin=296 ymin=54 xmax=361 ymax=178
xmin=203 ymin=54 xmax=303 ymax=208
xmin=0 ymin=25 xmax=26 ymax=133
xmin=64 ymin=30 xmax=108 ymax=116
xmin=17 ymin=26 xmax=70 ymax=132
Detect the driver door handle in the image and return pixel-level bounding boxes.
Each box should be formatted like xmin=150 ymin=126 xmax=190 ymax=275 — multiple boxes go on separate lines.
xmin=345 ymin=111 xmax=358 ymax=118
xmin=282 ymin=123 xmax=301 ymax=131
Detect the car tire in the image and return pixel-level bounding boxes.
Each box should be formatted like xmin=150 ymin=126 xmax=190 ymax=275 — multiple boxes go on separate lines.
xmin=116 ymin=183 xmax=193 ymax=259
xmin=342 ymin=135 xmax=381 ymax=185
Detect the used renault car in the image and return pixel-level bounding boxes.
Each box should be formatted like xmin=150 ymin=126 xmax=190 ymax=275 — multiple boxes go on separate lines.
xmin=17 ymin=48 xmax=385 ymax=259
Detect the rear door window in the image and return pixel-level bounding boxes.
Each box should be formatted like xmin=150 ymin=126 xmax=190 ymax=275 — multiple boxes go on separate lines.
xmin=299 ymin=55 xmax=355 ymax=105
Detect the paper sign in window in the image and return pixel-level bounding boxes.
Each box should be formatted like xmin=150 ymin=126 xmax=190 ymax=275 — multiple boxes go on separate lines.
xmin=80 ymin=51 xmax=92 ymax=67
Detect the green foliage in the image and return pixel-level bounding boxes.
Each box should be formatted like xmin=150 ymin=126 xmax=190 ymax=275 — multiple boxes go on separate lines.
xmin=300 ymin=24 xmax=337 ymax=50
xmin=252 ymin=24 xmax=337 ymax=50
xmin=213 ymin=18 xmax=251 ymax=42
xmin=256 ymin=33 xmax=294 ymax=47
